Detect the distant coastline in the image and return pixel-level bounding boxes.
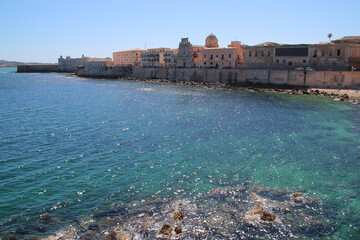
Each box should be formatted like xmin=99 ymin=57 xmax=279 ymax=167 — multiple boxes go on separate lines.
xmin=0 ymin=60 xmax=50 ymax=68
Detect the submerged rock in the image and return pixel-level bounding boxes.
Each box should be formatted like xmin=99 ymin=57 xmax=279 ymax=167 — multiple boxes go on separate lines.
xmin=39 ymin=213 xmax=53 ymax=224
xmin=159 ymin=223 xmax=172 ymax=235
xmin=260 ymin=211 xmax=276 ymax=221
xmin=173 ymin=211 xmax=184 ymax=221
xmin=292 ymin=193 xmax=305 ymax=199
xmin=95 ymin=207 xmax=128 ymax=217
xmin=249 ymin=204 xmax=263 ymax=215
xmin=174 ymin=226 xmax=182 ymax=235
xmin=88 ymin=222 xmax=100 ymax=231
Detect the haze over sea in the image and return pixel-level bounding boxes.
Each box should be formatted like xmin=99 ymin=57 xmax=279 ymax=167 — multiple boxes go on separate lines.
xmin=0 ymin=68 xmax=359 ymax=239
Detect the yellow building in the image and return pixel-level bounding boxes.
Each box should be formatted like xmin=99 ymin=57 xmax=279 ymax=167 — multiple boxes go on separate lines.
xmin=113 ymin=49 xmax=146 ymax=66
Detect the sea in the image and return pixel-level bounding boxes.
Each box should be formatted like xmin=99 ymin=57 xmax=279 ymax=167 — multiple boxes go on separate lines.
xmin=0 ymin=68 xmax=359 ymax=239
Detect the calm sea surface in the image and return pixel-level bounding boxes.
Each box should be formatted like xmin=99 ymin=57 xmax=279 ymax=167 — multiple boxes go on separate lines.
xmin=0 ymin=68 xmax=359 ymax=239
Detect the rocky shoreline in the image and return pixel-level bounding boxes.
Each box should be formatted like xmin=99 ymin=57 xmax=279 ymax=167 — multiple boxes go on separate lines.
xmin=72 ymin=74 xmax=360 ymax=105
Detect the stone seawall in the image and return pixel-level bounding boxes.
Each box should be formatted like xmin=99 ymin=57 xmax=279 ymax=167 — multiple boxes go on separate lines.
xmin=16 ymin=64 xmax=360 ymax=89
xmin=132 ymin=68 xmax=360 ymax=89
xmin=77 ymin=66 xmax=132 ymax=78
xmin=17 ymin=64 xmax=59 ymax=73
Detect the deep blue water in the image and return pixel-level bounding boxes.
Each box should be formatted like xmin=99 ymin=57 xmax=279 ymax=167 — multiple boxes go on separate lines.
xmin=0 ymin=68 xmax=359 ymax=239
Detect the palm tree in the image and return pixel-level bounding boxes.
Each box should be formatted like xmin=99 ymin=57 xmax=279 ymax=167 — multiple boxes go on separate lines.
xmin=328 ymin=33 xmax=332 ymax=43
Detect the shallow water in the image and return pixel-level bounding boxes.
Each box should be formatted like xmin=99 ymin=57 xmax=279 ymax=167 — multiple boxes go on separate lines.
xmin=0 ymin=68 xmax=359 ymax=239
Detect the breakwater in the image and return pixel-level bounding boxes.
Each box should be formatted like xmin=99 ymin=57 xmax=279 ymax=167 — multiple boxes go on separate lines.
xmin=17 ymin=64 xmax=58 ymax=73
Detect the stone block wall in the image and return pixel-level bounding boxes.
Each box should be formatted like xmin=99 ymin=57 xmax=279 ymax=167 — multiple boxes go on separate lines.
xmin=17 ymin=64 xmax=58 ymax=73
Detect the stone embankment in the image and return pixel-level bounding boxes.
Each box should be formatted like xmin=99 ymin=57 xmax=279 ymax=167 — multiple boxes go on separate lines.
xmin=17 ymin=65 xmax=360 ymax=95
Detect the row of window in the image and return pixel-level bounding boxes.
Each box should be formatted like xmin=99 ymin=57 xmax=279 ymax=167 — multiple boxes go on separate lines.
xmin=248 ymin=49 xmax=342 ymax=57
xmin=203 ymin=53 xmax=232 ymax=59
xmin=313 ymin=49 xmax=341 ymax=57
xmin=203 ymin=62 xmax=232 ymax=66
xmin=115 ymin=53 xmax=139 ymax=57
xmin=249 ymin=50 xmax=271 ymax=57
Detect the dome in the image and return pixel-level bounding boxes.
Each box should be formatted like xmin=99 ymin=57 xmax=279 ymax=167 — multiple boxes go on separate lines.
xmin=205 ymin=33 xmax=219 ymax=48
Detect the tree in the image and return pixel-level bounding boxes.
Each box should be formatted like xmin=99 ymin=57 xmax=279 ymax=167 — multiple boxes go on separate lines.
xmin=328 ymin=33 xmax=332 ymax=42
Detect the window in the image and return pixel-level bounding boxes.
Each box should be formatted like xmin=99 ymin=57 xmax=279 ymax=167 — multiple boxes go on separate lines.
xmin=249 ymin=51 xmax=252 ymax=57
xmin=329 ymin=49 xmax=333 ymax=56
xmin=255 ymin=51 xmax=258 ymax=56
xmin=283 ymin=60 xmax=285 ymax=63
xmin=216 ymin=55 xmax=218 ymax=59
xmin=210 ymin=54 xmax=213 ymax=59
xmin=303 ymin=60 xmax=306 ymax=63
xmin=210 ymin=62 xmax=213 ymax=65
xmin=321 ymin=50 xmax=325 ymax=56
xmin=313 ymin=49 xmax=317 ymax=57
xmin=204 ymin=62 xmax=207 ymax=65
xmin=337 ymin=49 xmax=341 ymax=56
xmin=268 ymin=51 xmax=271 ymax=56
xmin=221 ymin=54 xmax=224 ymax=59
xmin=261 ymin=50 xmax=264 ymax=56
xmin=276 ymin=59 xmax=279 ymax=63
xmin=204 ymin=54 xmax=207 ymax=58
xmin=229 ymin=54 xmax=232 ymax=58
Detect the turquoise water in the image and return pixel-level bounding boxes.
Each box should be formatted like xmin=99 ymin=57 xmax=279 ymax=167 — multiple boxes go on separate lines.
xmin=0 ymin=68 xmax=359 ymax=239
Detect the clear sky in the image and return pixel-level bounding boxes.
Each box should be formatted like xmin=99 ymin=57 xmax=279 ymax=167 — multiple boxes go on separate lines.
xmin=1 ymin=0 xmax=359 ymax=63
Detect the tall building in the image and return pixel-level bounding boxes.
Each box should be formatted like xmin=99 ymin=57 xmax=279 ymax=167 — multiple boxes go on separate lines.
xmin=175 ymin=38 xmax=193 ymax=68
xmin=201 ymin=34 xmax=244 ymax=68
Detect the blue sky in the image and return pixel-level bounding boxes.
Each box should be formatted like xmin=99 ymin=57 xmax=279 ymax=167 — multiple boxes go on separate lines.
xmin=1 ymin=0 xmax=359 ymax=63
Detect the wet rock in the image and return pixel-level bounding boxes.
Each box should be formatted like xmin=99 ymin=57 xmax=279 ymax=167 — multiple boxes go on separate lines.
xmin=159 ymin=224 xmax=172 ymax=235
xmin=260 ymin=211 xmax=276 ymax=221
xmin=341 ymin=94 xmax=349 ymax=99
xmin=249 ymin=205 xmax=263 ymax=215
xmin=58 ymin=230 xmax=75 ymax=240
xmin=173 ymin=211 xmax=184 ymax=221
xmin=88 ymin=222 xmax=100 ymax=231
xmin=79 ymin=230 xmax=97 ymax=240
xmin=102 ymin=230 xmax=130 ymax=240
xmin=292 ymin=193 xmax=304 ymax=199
xmin=174 ymin=226 xmax=182 ymax=235
xmin=250 ymin=192 xmax=262 ymax=200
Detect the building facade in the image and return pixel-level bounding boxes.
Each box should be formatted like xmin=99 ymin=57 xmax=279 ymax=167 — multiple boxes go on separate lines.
xmin=175 ymin=38 xmax=193 ymax=68
xmin=201 ymin=34 xmax=244 ymax=68
xmin=164 ymin=50 xmax=178 ymax=67
xmin=140 ymin=48 xmax=171 ymax=67
xmin=244 ymin=38 xmax=360 ymax=70
xmin=113 ymin=49 xmax=145 ymax=66
xmin=58 ymin=55 xmax=112 ymax=72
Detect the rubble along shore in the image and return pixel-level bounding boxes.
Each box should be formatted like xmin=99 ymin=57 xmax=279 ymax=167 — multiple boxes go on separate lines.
xmin=72 ymin=74 xmax=360 ymax=104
